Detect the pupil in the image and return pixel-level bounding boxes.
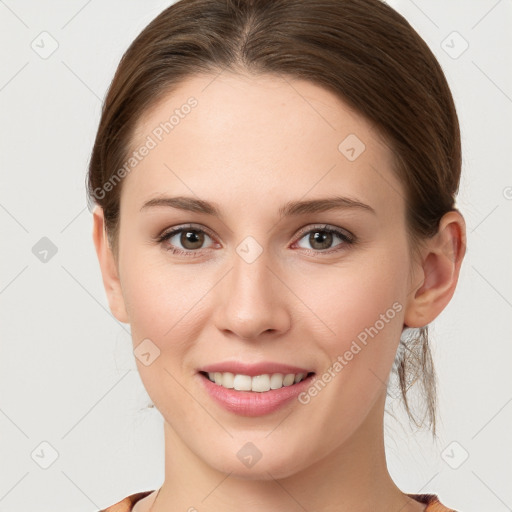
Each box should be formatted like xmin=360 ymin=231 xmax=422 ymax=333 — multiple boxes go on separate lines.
xmin=182 ymin=230 xmax=204 ymax=249
xmin=311 ymin=231 xmax=332 ymax=250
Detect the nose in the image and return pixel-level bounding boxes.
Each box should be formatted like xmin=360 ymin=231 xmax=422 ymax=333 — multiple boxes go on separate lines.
xmin=212 ymin=244 xmax=292 ymax=341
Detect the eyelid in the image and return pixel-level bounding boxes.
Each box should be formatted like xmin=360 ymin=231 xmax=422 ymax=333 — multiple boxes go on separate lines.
xmin=293 ymin=223 xmax=354 ymax=242
xmin=157 ymin=223 xmax=353 ymax=241
xmin=158 ymin=223 xmax=217 ymax=241
xmin=156 ymin=222 xmax=356 ymax=254
xmin=155 ymin=223 xmax=219 ymax=255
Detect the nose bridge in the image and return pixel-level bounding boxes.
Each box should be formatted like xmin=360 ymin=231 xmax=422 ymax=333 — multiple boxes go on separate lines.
xmin=214 ymin=235 xmax=290 ymax=339
xmin=233 ymin=237 xmax=273 ymax=298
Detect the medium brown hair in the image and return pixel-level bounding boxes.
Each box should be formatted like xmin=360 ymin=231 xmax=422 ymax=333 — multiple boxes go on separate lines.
xmin=87 ymin=0 xmax=463 ymax=437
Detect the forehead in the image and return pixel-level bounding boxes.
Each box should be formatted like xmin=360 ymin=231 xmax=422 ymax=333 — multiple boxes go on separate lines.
xmin=134 ymin=70 xmax=387 ymax=151
xmin=122 ymin=71 xmax=404 ymax=220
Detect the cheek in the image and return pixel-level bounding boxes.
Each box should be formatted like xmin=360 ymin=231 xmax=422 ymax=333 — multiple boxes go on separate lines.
xmin=303 ymin=261 xmax=403 ymax=334
xmin=120 ymin=247 xmax=211 ymax=339
xmin=119 ymin=252 xmax=211 ymax=410
xmin=293 ymin=248 xmax=407 ymax=379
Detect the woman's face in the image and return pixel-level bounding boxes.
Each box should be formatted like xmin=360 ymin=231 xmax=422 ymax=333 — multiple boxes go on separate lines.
xmin=105 ymin=72 xmax=418 ymax=478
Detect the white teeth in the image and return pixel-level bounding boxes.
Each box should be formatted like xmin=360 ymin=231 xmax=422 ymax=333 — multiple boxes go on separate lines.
xmin=221 ymin=372 xmax=234 ymax=388
xmin=251 ymin=374 xmax=271 ymax=392
xmin=233 ymin=374 xmax=252 ymax=391
xmin=283 ymin=373 xmax=295 ymax=386
xmin=206 ymin=371 xmax=309 ymax=392
xmin=269 ymin=373 xmax=283 ymax=389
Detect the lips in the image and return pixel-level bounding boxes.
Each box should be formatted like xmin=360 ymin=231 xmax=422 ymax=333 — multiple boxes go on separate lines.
xmin=197 ymin=370 xmax=316 ymax=416
xmin=198 ymin=361 xmax=313 ymax=377
xmin=196 ymin=361 xmax=317 ymax=416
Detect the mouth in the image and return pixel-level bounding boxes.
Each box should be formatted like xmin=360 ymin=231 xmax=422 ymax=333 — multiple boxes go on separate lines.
xmin=198 ymin=370 xmax=316 ymax=393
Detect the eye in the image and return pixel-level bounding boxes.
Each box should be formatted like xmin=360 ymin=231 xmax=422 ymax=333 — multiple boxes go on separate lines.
xmin=155 ymin=223 xmax=356 ymax=257
xmin=156 ymin=225 xmax=215 ymax=256
xmin=294 ymin=225 xmax=355 ymax=253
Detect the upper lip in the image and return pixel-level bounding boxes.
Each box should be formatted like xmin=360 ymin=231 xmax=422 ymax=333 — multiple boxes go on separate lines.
xmin=198 ymin=361 xmax=314 ymax=377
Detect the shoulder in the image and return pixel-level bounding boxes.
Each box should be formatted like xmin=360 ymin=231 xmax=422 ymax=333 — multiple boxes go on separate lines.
xmin=99 ymin=490 xmax=459 ymax=512
xmin=407 ymin=493 xmax=460 ymax=512
xmin=99 ymin=491 xmax=155 ymax=512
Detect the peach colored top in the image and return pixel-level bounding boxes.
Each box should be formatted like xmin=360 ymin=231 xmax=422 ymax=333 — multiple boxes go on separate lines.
xmin=99 ymin=491 xmax=459 ymax=511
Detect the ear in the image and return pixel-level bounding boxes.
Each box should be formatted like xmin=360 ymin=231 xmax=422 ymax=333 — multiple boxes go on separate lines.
xmin=404 ymin=210 xmax=467 ymax=328
xmin=92 ymin=206 xmax=130 ymax=324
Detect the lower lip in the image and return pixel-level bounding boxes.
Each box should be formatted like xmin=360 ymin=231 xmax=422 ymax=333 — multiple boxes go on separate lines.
xmin=197 ymin=372 xmax=316 ymax=417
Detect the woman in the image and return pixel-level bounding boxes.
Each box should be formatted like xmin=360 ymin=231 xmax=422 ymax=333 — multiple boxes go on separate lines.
xmin=89 ymin=0 xmax=466 ymax=510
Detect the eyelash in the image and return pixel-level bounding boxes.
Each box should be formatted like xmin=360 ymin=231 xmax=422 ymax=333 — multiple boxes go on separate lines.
xmin=155 ymin=223 xmax=356 ymax=257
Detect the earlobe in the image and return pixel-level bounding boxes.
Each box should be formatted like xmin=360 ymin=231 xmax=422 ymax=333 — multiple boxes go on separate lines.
xmin=403 ymin=211 xmax=466 ymax=328
xmin=92 ymin=206 xmax=130 ymax=324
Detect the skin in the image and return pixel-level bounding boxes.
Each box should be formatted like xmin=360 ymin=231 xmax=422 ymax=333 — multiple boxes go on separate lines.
xmin=93 ymin=71 xmax=466 ymax=512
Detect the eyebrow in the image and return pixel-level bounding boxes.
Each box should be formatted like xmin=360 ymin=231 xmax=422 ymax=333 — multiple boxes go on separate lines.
xmin=140 ymin=195 xmax=376 ymax=217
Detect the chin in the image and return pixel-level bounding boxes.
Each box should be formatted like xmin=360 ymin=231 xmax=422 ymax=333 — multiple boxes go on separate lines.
xmin=219 ymin=460 xmax=303 ymax=481
xmin=201 ymin=439 xmax=309 ymax=481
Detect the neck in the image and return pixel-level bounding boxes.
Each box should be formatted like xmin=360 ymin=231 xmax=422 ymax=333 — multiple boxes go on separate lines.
xmin=152 ymin=392 xmax=420 ymax=512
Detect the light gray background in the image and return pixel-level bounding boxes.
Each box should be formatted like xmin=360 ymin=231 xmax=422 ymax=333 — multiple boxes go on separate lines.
xmin=0 ymin=1 xmax=511 ymax=511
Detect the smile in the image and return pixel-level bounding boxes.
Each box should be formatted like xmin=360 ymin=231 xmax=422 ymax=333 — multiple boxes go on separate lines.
xmin=201 ymin=371 xmax=314 ymax=392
